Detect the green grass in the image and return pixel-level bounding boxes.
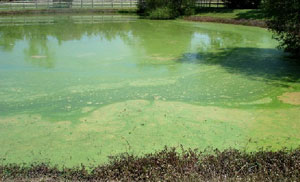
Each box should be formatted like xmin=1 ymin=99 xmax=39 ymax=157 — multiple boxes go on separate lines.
xmin=194 ymin=9 xmax=265 ymax=20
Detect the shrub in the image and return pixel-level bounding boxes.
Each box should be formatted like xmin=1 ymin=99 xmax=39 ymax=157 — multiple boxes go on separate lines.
xmin=138 ymin=0 xmax=196 ymax=19
xmin=184 ymin=7 xmax=196 ymax=16
xmin=264 ymin=0 xmax=300 ymax=56
xmin=222 ymin=0 xmax=262 ymax=9
xmin=1 ymin=147 xmax=300 ymax=181
xmin=149 ymin=7 xmax=175 ymax=19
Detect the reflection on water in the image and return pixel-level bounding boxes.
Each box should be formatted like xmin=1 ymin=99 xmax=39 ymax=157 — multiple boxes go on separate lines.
xmin=0 ymin=15 xmax=299 ymax=167
xmin=0 ymin=14 xmax=251 ymax=69
xmin=0 ymin=15 xmax=138 ymax=68
xmin=0 ymin=15 xmax=137 ymax=26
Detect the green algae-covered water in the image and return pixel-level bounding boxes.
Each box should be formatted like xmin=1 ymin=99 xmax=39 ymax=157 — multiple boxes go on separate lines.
xmin=0 ymin=14 xmax=300 ymax=167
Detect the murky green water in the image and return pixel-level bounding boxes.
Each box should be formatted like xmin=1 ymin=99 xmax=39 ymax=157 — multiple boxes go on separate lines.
xmin=0 ymin=14 xmax=299 ymax=167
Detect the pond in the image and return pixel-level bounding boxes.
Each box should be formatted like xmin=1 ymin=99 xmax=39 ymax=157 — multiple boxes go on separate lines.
xmin=0 ymin=14 xmax=299 ymax=167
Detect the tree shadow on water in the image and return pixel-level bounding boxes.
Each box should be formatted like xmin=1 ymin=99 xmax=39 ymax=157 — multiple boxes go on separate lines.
xmin=178 ymin=48 xmax=300 ymax=84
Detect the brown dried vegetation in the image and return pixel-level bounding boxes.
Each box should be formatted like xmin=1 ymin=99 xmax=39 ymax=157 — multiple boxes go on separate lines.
xmin=1 ymin=147 xmax=300 ymax=181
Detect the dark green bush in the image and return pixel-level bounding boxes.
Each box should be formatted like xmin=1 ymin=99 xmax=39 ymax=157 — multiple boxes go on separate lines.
xmin=138 ymin=0 xmax=196 ymax=19
xmin=264 ymin=0 xmax=300 ymax=57
xmin=222 ymin=0 xmax=262 ymax=9
xmin=184 ymin=7 xmax=196 ymax=16
xmin=149 ymin=7 xmax=175 ymax=19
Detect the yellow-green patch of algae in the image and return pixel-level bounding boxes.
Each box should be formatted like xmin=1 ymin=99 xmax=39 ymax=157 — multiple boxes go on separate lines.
xmin=1 ymin=100 xmax=299 ymax=167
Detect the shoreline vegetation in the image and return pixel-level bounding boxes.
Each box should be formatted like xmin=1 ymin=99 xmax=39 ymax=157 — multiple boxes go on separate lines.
xmin=184 ymin=16 xmax=266 ymax=28
xmin=1 ymin=147 xmax=300 ymax=181
xmin=183 ymin=8 xmax=266 ymax=28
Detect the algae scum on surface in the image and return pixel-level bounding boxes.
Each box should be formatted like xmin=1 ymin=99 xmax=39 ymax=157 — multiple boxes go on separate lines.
xmin=0 ymin=15 xmax=299 ymax=167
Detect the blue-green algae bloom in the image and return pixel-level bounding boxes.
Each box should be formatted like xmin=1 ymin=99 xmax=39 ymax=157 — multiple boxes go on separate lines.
xmin=0 ymin=14 xmax=299 ymax=167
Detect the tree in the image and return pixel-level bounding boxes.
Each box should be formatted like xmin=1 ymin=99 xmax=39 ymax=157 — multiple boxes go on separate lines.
xmin=264 ymin=0 xmax=300 ymax=57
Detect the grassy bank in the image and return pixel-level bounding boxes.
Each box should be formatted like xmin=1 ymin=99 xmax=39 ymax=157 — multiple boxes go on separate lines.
xmin=184 ymin=16 xmax=266 ymax=27
xmin=193 ymin=9 xmax=265 ymax=20
xmin=184 ymin=9 xmax=266 ymax=28
xmin=1 ymin=147 xmax=299 ymax=181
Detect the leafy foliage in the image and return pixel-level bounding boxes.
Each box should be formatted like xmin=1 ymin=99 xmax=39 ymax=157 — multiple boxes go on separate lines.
xmin=137 ymin=0 xmax=196 ymax=19
xmin=222 ymin=0 xmax=262 ymax=9
xmin=264 ymin=0 xmax=300 ymax=57
xmin=149 ymin=7 xmax=175 ymax=19
xmin=1 ymin=147 xmax=300 ymax=181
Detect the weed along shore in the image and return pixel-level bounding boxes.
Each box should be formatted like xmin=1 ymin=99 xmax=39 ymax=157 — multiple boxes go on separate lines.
xmin=0 ymin=0 xmax=300 ymax=181
xmin=1 ymin=147 xmax=300 ymax=181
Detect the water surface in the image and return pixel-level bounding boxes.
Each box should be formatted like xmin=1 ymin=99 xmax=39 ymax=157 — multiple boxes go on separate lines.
xmin=0 ymin=15 xmax=299 ymax=167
